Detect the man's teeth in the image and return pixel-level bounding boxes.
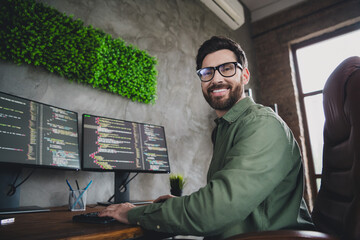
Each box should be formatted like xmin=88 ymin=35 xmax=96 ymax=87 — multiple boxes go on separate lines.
xmin=213 ymin=89 xmax=227 ymax=93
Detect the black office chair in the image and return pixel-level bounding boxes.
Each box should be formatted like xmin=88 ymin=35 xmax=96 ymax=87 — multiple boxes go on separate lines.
xmin=311 ymin=56 xmax=360 ymax=240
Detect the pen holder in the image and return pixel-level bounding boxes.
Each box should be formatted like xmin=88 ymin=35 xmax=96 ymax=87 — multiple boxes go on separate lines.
xmin=69 ymin=190 xmax=87 ymax=211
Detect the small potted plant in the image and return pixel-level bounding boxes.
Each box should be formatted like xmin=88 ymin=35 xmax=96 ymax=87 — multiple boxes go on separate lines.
xmin=169 ymin=174 xmax=186 ymax=197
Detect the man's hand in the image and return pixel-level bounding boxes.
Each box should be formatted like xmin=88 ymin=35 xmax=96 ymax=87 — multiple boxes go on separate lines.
xmin=98 ymin=202 xmax=136 ymax=224
xmin=153 ymin=194 xmax=176 ymax=203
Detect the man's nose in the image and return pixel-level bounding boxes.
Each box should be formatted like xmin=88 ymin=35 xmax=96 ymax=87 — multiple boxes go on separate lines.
xmin=212 ymin=69 xmax=224 ymax=83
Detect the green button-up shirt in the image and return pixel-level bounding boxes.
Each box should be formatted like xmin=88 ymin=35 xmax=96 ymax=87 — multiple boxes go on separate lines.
xmin=128 ymin=97 xmax=314 ymax=239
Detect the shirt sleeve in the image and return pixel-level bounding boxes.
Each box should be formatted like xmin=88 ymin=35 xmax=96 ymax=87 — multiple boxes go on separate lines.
xmin=128 ymin=114 xmax=301 ymax=236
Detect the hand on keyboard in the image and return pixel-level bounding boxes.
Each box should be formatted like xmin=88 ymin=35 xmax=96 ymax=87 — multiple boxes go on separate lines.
xmin=72 ymin=211 xmax=117 ymax=224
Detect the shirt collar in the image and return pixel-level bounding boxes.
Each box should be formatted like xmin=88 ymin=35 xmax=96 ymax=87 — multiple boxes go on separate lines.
xmin=215 ymin=97 xmax=254 ymax=124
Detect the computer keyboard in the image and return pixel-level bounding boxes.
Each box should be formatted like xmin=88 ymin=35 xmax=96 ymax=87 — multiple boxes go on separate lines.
xmin=72 ymin=211 xmax=117 ymax=224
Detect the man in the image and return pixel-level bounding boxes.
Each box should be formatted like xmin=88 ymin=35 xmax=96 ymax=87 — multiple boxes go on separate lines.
xmin=99 ymin=36 xmax=314 ymax=239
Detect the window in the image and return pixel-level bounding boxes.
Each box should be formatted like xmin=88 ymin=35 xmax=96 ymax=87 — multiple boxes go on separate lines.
xmin=292 ymin=25 xmax=360 ymax=196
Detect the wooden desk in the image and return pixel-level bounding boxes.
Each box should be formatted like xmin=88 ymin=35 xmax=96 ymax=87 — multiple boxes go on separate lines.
xmin=0 ymin=205 xmax=144 ymax=240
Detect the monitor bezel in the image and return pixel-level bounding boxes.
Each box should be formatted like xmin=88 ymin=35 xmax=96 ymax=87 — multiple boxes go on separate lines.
xmin=81 ymin=113 xmax=171 ymax=174
xmin=0 ymin=91 xmax=81 ymax=171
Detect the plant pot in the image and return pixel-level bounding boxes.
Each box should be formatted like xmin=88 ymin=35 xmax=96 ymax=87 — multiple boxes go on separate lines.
xmin=170 ymin=189 xmax=182 ymax=197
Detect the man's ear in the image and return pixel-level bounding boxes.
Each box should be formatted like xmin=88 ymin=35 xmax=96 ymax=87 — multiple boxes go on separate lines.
xmin=242 ymin=68 xmax=250 ymax=85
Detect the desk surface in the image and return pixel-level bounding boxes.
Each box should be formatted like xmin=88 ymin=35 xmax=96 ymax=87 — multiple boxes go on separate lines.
xmin=0 ymin=205 xmax=144 ymax=240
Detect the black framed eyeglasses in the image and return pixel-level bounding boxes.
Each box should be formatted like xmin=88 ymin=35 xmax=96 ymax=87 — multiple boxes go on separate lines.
xmin=196 ymin=62 xmax=243 ymax=82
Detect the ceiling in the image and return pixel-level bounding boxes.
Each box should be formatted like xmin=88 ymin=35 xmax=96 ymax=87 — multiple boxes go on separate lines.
xmin=240 ymin=0 xmax=307 ymax=22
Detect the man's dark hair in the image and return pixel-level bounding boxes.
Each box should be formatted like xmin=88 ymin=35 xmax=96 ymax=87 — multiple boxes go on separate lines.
xmin=196 ymin=36 xmax=247 ymax=70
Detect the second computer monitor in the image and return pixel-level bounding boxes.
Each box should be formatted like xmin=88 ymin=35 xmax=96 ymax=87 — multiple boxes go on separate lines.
xmin=82 ymin=114 xmax=170 ymax=173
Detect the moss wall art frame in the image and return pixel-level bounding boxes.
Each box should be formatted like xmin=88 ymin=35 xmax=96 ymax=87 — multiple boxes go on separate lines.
xmin=0 ymin=0 xmax=158 ymax=104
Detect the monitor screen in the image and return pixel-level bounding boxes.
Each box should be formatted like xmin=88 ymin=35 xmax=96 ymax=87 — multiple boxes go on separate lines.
xmin=0 ymin=92 xmax=80 ymax=170
xmin=82 ymin=114 xmax=170 ymax=173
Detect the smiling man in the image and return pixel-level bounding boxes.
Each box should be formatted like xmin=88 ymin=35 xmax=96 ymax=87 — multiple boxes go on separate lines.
xmin=99 ymin=36 xmax=314 ymax=239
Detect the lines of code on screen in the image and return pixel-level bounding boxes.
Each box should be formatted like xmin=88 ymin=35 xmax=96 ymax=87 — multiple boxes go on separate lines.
xmin=0 ymin=92 xmax=80 ymax=169
xmin=82 ymin=114 xmax=170 ymax=172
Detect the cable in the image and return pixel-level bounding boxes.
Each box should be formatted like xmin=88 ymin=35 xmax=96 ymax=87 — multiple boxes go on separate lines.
xmin=7 ymin=168 xmax=35 ymax=196
xmin=119 ymin=172 xmax=138 ymax=193
xmin=106 ymin=172 xmax=130 ymax=203
xmin=106 ymin=172 xmax=139 ymax=203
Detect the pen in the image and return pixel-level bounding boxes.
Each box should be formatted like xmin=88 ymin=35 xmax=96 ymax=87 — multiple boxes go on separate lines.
xmin=66 ymin=179 xmax=74 ymax=191
xmin=83 ymin=180 xmax=93 ymax=191
xmin=75 ymin=179 xmax=84 ymax=207
xmin=75 ymin=180 xmax=80 ymax=190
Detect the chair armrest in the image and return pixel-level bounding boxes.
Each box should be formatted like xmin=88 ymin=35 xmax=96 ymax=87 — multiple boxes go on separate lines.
xmin=225 ymin=230 xmax=339 ymax=240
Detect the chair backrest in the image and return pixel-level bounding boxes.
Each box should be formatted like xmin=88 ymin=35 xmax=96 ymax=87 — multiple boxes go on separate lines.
xmin=312 ymin=56 xmax=360 ymax=240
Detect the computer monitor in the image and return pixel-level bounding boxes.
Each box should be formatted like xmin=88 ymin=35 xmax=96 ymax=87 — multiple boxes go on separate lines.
xmin=82 ymin=114 xmax=171 ymax=203
xmin=0 ymin=91 xmax=80 ymax=212
xmin=0 ymin=92 xmax=80 ymax=170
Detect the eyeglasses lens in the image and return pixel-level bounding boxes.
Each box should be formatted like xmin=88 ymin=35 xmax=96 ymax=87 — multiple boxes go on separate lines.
xmin=220 ymin=63 xmax=236 ymax=76
xmin=198 ymin=62 xmax=237 ymax=82
xmin=198 ymin=68 xmax=214 ymax=81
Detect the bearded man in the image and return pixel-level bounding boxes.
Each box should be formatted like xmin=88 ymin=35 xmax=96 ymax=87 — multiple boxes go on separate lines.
xmin=99 ymin=36 xmax=314 ymax=240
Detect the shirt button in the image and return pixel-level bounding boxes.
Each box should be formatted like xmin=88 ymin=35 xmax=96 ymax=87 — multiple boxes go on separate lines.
xmin=156 ymin=225 xmax=160 ymax=229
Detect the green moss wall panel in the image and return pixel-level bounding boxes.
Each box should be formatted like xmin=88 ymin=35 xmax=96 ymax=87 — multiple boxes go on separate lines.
xmin=0 ymin=0 xmax=157 ymax=103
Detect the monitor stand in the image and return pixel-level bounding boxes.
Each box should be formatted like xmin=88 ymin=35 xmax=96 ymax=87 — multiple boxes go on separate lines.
xmin=97 ymin=171 xmax=130 ymax=206
xmin=97 ymin=172 xmax=152 ymax=206
xmin=114 ymin=172 xmax=130 ymax=203
xmin=0 ymin=167 xmax=50 ymax=215
xmin=114 ymin=173 xmax=152 ymax=205
xmin=0 ymin=167 xmax=20 ymax=210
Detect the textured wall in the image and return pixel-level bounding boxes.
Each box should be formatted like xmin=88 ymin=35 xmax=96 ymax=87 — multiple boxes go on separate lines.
xmin=0 ymin=0 xmax=256 ymax=207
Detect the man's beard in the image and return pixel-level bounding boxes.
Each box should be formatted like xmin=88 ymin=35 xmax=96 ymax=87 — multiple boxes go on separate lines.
xmin=202 ymin=82 xmax=242 ymax=111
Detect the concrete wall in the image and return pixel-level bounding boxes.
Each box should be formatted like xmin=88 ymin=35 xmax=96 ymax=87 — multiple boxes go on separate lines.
xmin=0 ymin=0 xmax=257 ymax=207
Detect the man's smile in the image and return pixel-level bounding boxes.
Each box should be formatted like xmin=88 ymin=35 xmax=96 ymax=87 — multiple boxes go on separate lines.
xmin=211 ymin=88 xmax=229 ymax=97
xmin=208 ymin=85 xmax=231 ymax=97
